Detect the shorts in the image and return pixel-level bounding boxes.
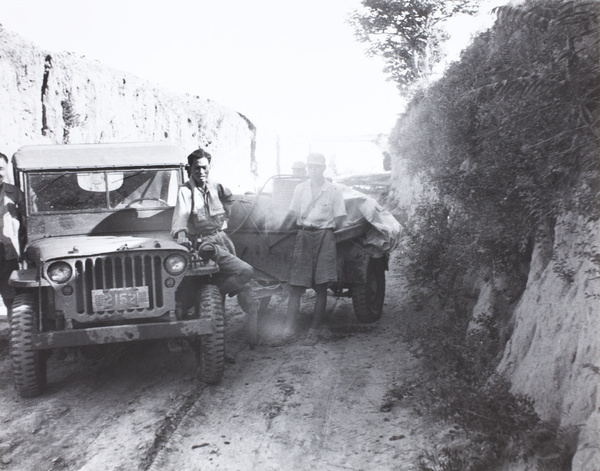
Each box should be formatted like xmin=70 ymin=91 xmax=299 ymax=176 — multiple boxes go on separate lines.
xmin=289 ymin=228 xmax=337 ymax=288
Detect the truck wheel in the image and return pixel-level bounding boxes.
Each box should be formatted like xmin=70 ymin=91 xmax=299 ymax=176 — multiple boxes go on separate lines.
xmin=10 ymin=293 xmax=47 ymax=397
xmin=194 ymin=285 xmax=225 ymax=384
xmin=352 ymin=257 xmax=386 ymax=324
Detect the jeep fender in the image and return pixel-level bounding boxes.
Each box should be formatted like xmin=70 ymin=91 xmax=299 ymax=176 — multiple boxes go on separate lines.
xmin=9 ymin=269 xmax=50 ymax=288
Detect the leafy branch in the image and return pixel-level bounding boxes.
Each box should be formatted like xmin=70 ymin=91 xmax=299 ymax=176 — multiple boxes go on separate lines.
xmin=350 ymin=0 xmax=480 ymax=93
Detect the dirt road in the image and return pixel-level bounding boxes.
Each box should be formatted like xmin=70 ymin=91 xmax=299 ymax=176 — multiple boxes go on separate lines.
xmin=0 ymin=174 xmax=440 ymax=471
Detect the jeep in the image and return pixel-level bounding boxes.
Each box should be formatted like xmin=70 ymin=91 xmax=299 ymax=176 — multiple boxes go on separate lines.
xmin=9 ymin=142 xmax=225 ymax=397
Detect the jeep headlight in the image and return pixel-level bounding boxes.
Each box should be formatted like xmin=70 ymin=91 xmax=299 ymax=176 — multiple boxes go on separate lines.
xmin=47 ymin=261 xmax=73 ymax=284
xmin=164 ymin=254 xmax=187 ymax=275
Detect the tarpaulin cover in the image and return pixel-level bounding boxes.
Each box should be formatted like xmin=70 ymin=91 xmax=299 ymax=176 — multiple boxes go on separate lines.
xmin=339 ymin=185 xmax=400 ymax=256
xmin=228 ymin=177 xmax=400 ymax=256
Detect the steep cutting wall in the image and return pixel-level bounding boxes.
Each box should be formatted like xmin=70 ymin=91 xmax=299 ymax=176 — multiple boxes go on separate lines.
xmin=498 ymin=213 xmax=600 ymax=469
xmin=0 ymin=27 xmax=256 ymax=191
xmin=389 ymin=150 xmax=599 ymax=468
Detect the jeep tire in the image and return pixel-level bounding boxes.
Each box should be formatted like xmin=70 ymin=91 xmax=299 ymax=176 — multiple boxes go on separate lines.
xmin=194 ymin=284 xmax=225 ymax=384
xmin=352 ymin=257 xmax=386 ymax=324
xmin=10 ymin=293 xmax=47 ymax=397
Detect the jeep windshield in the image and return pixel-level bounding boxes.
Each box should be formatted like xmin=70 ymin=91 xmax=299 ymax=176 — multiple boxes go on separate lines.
xmin=27 ymin=169 xmax=180 ymax=213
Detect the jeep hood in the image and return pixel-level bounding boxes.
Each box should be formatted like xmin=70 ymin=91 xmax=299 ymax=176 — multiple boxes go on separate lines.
xmin=26 ymin=235 xmax=185 ymax=262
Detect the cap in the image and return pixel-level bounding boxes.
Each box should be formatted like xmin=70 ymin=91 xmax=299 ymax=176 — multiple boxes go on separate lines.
xmin=292 ymin=160 xmax=306 ymax=170
xmin=306 ymin=153 xmax=326 ymax=166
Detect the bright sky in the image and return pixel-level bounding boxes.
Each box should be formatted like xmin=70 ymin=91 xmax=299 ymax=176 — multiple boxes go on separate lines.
xmin=1 ymin=0 xmax=405 ymax=137
xmin=1 ymin=0 xmax=497 ymax=179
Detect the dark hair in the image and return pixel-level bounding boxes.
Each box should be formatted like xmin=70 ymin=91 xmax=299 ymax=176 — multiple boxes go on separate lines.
xmin=187 ymin=148 xmax=212 ymax=167
xmin=0 ymin=152 xmax=7 ymax=163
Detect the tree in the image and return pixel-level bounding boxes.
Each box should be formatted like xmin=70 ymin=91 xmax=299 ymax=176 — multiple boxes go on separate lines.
xmin=350 ymin=0 xmax=479 ymax=94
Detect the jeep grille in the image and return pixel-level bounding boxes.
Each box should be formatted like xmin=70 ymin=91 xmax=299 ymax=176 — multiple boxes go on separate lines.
xmin=74 ymin=254 xmax=164 ymax=314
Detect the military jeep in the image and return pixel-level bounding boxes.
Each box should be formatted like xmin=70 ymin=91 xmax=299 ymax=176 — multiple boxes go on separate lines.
xmin=8 ymin=142 xmax=225 ymax=397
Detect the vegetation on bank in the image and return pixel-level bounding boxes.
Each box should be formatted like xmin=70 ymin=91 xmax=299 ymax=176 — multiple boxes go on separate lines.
xmin=355 ymin=0 xmax=599 ymax=468
xmin=396 ymin=0 xmax=599 ymax=281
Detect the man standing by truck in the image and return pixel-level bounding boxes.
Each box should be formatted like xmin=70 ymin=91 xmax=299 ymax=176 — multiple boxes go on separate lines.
xmin=0 ymin=152 xmax=25 ymax=321
xmin=171 ymin=148 xmax=254 ymax=297
xmin=276 ymin=153 xmax=346 ymax=346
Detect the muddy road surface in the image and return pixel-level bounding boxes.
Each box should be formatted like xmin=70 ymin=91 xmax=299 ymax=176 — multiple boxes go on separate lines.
xmin=0 ymin=174 xmax=440 ymax=471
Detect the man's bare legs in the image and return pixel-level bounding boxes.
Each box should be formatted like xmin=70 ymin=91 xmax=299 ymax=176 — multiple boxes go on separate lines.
xmin=276 ymin=283 xmax=328 ymax=346
xmin=272 ymin=282 xmax=329 ymax=346
xmin=302 ymin=283 xmax=328 ymax=345
xmin=282 ymin=285 xmax=304 ymax=338
xmin=310 ymin=284 xmax=328 ymax=331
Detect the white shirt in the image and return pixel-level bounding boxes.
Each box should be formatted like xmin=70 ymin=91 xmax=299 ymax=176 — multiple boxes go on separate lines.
xmin=289 ymin=180 xmax=346 ymax=229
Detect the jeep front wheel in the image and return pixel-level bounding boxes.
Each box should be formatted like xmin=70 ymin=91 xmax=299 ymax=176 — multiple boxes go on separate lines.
xmin=194 ymin=285 xmax=225 ymax=384
xmin=10 ymin=293 xmax=47 ymax=397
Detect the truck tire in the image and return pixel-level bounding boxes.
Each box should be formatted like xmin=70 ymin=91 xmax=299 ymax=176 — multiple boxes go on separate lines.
xmin=352 ymin=257 xmax=386 ymax=324
xmin=194 ymin=285 xmax=225 ymax=384
xmin=10 ymin=293 xmax=47 ymax=397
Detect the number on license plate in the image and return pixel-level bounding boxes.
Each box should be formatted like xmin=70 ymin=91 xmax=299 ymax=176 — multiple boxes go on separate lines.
xmin=92 ymin=287 xmax=150 ymax=312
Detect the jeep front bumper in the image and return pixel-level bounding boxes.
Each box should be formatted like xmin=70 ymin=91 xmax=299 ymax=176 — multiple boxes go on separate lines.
xmin=29 ymin=318 xmax=213 ymax=350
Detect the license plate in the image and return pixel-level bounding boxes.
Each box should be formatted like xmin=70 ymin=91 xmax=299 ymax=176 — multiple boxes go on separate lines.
xmin=92 ymin=286 xmax=150 ymax=312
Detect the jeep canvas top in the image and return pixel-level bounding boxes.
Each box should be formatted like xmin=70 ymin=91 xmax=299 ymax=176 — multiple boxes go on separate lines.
xmin=13 ymin=142 xmax=186 ymax=171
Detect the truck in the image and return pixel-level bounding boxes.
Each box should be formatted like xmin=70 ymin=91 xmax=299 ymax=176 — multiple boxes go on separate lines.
xmin=226 ymin=174 xmax=399 ymax=344
xmin=9 ymin=142 xmax=225 ymax=397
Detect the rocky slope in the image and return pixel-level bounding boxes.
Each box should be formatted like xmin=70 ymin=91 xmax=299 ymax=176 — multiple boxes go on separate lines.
xmin=0 ymin=27 xmax=256 ymax=191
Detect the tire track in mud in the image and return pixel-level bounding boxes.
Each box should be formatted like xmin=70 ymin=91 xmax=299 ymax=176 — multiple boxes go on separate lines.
xmin=228 ymin=298 xmax=349 ymax=467
xmin=258 ymin=305 xmax=378 ymax=470
xmin=145 ymin=349 xmax=303 ymax=470
xmin=146 ymin=290 xmax=422 ymax=471
xmin=141 ymin=298 xmax=346 ymax=470
xmin=141 ymin=382 xmax=207 ymax=471
xmin=142 ymin=311 xmax=299 ymax=469
xmin=141 ymin=305 xmax=258 ymax=469
xmin=0 ymin=340 xmax=205 ymax=471
xmin=251 ymin=293 xmax=430 ymax=471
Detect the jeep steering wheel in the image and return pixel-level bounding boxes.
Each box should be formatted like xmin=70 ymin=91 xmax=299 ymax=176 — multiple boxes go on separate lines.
xmin=125 ymin=197 xmax=170 ymax=208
